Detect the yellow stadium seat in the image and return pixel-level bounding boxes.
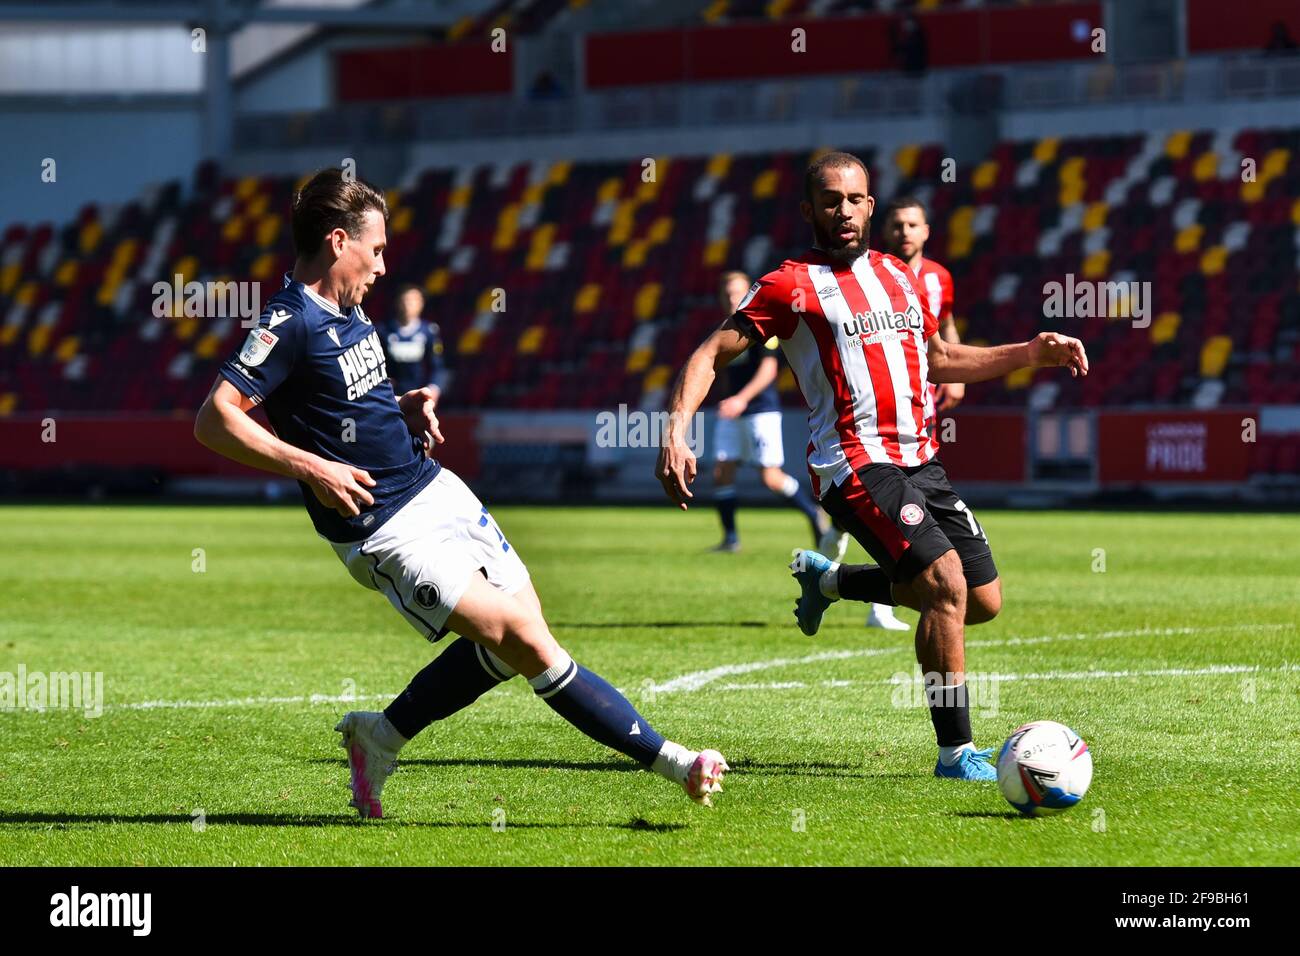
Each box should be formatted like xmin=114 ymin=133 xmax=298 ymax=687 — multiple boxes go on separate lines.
xmin=0 ymin=393 xmax=15 ymax=416
xmin=251 ymin=253 xmax=277 ymax=281
xmin=1082 ymin=201 xmax=1108 ymax=231
xmin=777 ymin=367 xmax=796 ymax=392
xmin=1005 ymin=366 xmax=1034 ymax=390
xmin=526 ymin=223 xmax=555 ymax=271
xmin=626 ymin=345 xmax=653 ymax=372
xmin=54 ymin=335 xmax=79 ymax=362
xmin=648 ymin=216 xmax=673 ymax=244
xmin=972 ymin=160 xmax=999 ymax=191
xmin=1200 ymin=335 xmax=1231 ymax=377
xmin=0 ymin=263 xmax=20 ymax=296
xmin=706 ymin=154 xmax=732 ymax=179
xmin=235 ymin=176 xmax=260 ymax=200
xmin=1174 ymin=223 xmax=1203 ymax=253
xmin=702 ymin=0 xmax=727 ymax=23
xmin=547 ymin=161 xmax=572 ymax=186
xmin=1165 ymin=130 xmax=1192 ymax=160
xmin=623 ymin=239 xmax=649 ymax=268
xmin=894 ymin=144 xmax=920 ymax=178
xmin=609 ymin=200 xmax=638 ymax=245
xmin=753 ymin=169 xmax=779 ymax=199
xmin=391 ymin=207 xmax=413 ymax=234
xmin=28 ymin=325 xmax=51 ymax=357
xmin=518 ymin=325 xmax=544 ymax=354
xmin=1192 ymin=152 xmax=1218 ymax=182
xmin=634 ymin=282 xmax=661 ymax=320
xmin=257 ymin=216 xmax=281 ymax=247
xmin=1262 ymin=148 xmax=1289 ymax=179
xmin=222 ymin=217 xmax=245 ymax=242
xmin=425 ymin=268 xmax=449 ymax=295
xmin=1151 ymin=311 xmax=1180 ymax=345
xmin=642 ymin=364 xmax=672 ymax=392
xmin=1200 ymin=245 xmax=1227 ymax=275
xmin=522 ymin=182 xmax=546 ymax=207
xmin=597 ymin=177 xmax=621 ymax=203
xmin=176 ymin=318 xmax=198 ymax=341
xmin=458 ymin=326 xmax=485 ymax=354
xmin=1081 ymin=249 xmax=1110 ymax=279
xmin=195 ymin=332 xmax=223 ymax=359
xmin=574 ymin=283 xmax=601 ymax=313
xmin=1033 ymin=137 xmax=1060 ymax=164
xmin=704 ymin=237 xmax=729 ymax=266
xmin=493 ymin=204 xmax=520 ymax=251
xmin=79 ymin=219 xmax=103 ymax=255
xmin=448 ymin=184 xmax=473 ymax=209
xmin=475 ymin=287 xmax=502 ymax=313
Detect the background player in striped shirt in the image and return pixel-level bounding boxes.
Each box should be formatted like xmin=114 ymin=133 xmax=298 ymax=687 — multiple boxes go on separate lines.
xmin=656 ymin=151 xmax=1088 ymax=782
xmin=821 ymin=195 xmax=964 ymax=630
xmin=712 ymin=269 xmax=829 ymax=553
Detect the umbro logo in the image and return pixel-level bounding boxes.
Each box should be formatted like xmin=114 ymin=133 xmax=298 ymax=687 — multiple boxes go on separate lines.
xmin=268 ymin=308 xmax=293 ymax=328
xmin=629 ymin=721 xmax=641 ymax=736
xmin=326 ymin=327 xmax=341 ymax=347
xmin=818 ymin=286 xmax=840 ymax=299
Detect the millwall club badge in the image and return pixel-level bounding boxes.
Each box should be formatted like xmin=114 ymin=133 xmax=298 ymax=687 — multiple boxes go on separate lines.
xmin=238 ymin=328 xmax=278 ymax=367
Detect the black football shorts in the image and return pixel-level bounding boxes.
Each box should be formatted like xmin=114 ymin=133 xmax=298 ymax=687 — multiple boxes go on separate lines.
xmin=820 ymin=457 xmax=998 ymax=587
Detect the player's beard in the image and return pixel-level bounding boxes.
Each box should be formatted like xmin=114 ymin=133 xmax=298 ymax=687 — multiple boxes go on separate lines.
xmin=813 ymin=215 xmax=869 ymax=265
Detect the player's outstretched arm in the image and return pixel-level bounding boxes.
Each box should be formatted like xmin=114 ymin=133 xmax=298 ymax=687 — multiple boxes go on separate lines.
xmin=194 ymin=377 xmax=376 ymax=517
xmin=928 ymin=331 xmax=1089 ymax=385
xmin=656 ymin=317 xmax=755 ymax=509
xmin=396 ymin=385 xmax=445 ymax=457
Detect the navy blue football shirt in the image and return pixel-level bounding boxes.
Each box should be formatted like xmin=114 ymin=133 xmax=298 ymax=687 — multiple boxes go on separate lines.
xmin=724 ymin=335 xmax=782 ymax=416
xmin=219 ymin=275 xmax=440 ymax=543
xmin=383 ymin=318 xmax=447 ymax=397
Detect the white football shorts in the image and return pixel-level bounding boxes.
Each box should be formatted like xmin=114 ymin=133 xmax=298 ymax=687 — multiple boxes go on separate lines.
xmin=713 ymin=410 xmax=785 ymax=468
xmin=330 ymin=467 xmax=530 ymax=642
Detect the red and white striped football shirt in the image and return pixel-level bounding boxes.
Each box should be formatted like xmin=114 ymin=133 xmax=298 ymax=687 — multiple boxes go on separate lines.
xmin=736 ymin=248 xmax=941 ymax=497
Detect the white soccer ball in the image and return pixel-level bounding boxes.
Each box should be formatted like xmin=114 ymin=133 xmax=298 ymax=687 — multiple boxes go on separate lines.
xmin=996 ymin=720 xmax=1093 ymax=816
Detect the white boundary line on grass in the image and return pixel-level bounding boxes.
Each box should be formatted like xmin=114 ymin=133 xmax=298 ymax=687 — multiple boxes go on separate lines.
xmin=37 ymin=622 xmax=1294 ymax=714
xmin=646 ymin=623 xmax=1295 ymax=695
xmin=715 ymin=662 xmax=1300 ymax=692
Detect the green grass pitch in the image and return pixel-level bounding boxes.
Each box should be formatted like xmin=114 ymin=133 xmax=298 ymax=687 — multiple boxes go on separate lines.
xmin=1 ymin=503 xmax=1297 ymax=866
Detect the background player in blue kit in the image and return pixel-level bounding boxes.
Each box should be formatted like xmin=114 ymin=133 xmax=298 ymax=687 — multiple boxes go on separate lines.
xmin=195 ymin=168 xmax=728 ymax=818
xmin=383 ymin=284 xmax=447 ymax=406
xmin=712 ymin=270 xmax=829 ymax=553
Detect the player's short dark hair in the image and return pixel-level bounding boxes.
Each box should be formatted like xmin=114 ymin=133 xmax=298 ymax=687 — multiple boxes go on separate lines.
xmin=291 ymin=168 xmax=389 ymax=259
xmin=885 ymin=195 xmax=928 ymax=223
xmin=804 ymin=151 xmax=870 ymax=203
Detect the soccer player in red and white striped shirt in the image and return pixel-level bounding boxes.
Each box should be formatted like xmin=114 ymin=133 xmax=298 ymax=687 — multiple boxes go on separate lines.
xmin=848 ymin=195 xmax=964 ymax=631
xmin=656 ymin=152 xmax=1088 ymax=781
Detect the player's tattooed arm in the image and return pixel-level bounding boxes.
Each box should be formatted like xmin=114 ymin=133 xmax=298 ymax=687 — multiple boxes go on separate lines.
xmin=195 ymin=377 xmax=377 ymax=517
xmin=656 ymin=316 xmax=755 ymax=509
xmin=927 ymin=332 xmax=1089 ymax=384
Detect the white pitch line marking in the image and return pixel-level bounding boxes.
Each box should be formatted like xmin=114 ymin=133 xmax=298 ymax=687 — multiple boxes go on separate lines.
xmin=647 ymin=623 xmax=1293 ymax=695
xmin=713 ymin=662 xmax=1300 ymax=692
xmin=14 ymin=623 xmax=1292 ymax=715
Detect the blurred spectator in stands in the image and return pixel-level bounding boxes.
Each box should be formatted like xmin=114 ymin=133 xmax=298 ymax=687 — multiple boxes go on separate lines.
xmin=1265 ymin=21 xmax=1298 ymax=55
xmin=893 ymin=13 xmax=928 ymax=76
xmin=383 ymin=285 xmax=447 ymax=407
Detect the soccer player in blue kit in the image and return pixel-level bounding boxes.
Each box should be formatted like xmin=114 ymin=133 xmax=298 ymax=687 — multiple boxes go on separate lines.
xmin=195 ymin=169 xmax=727 ymax=817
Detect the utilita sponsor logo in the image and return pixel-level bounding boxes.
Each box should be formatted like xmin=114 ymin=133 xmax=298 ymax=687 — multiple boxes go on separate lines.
xmin=50 ymin=886 xmax=151 ymax=936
